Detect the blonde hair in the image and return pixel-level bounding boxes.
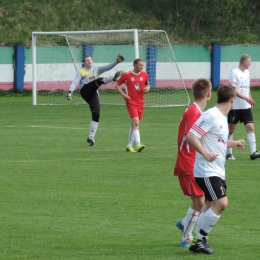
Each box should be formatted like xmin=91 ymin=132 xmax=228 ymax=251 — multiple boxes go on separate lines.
xmin=240 ymin=54 xmax=251 ymax=64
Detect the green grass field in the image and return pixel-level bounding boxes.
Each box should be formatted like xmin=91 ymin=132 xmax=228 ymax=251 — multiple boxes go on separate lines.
xmin=1 ymin=91 xmax=260 ymax=259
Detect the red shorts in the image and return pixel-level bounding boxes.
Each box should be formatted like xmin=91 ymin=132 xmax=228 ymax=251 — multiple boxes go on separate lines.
xmin=126 ymin=102 xmax=144 ymax=119
xmin=178 ymin=175 xmax=204 ymax=196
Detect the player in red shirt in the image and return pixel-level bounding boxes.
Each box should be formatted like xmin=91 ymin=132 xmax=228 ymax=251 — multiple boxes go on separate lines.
xmin=174 ymin=78 xmax=212 ymax=247
xmin=115 ymin=59 xmax=150 ymax=152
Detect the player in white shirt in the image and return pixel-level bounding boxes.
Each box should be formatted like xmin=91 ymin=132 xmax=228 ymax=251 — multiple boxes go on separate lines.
xmin=174 ymin=79 xmax=212 ymax=248
xmin=186 ymin=85 xmax=245 ymax=254
xmin=226 ymin=54 xmax=260 ymax=160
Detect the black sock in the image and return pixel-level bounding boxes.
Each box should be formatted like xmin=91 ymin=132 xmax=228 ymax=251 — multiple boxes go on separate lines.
xmin=199 ymin=229 xmax=208 ymax=237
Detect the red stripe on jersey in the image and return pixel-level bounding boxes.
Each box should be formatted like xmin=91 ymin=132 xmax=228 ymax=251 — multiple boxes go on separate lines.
xmin=230 ymin=81 xmax=237 ymax=86
xmin=192 ymin=124 xmax=206 ymax=136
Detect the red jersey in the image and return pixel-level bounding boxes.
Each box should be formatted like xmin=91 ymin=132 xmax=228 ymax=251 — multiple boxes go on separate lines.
xmin=174 ymin=103 xmax=202 ymax=176
xmin=117 ymin=70 xmax=149 ymax=105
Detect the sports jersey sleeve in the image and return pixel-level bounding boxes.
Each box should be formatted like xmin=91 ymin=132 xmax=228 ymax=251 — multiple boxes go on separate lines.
xmin=117 ymin=72 xmax=126 ymax=86
xmin=144 ymin=73 xmax=149 ymax=85
xmin=229 ymin=70 xmax=237 ymax=87
xmin=96 ymin=61 xmax=117 ymax=75
xmin=184 ymin=106 xmax=201 ymax=135
xmin=69 ymin=71 xmax=82 ymax=92
xmin=189 ymin=112 xmax=213 ymax=139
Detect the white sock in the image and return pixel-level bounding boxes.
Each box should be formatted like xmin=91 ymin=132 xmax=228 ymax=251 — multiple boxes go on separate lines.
xmin=226 ymin=134 xmax=233 ymax=154
xmin=103 ymin=76 xmax=114 ymax=84
xmin=181 ymin=217 xmax=186 ymax=227
xmin=182 ymin=207 xmax=199 ymax=240
xmin=133 ymin=130 xmax=140 ymax=147
xmin=196 ymin=211 xmax=205 ymax=235
xmin=198 ymin=208 xmax=220 ymax=239
xmin=127 ymin=127 xmax=135 ymax=147
xmin=89 ymin=120 xmax=98 ymax=140
xmin=247 ymin=133 xmax=256 ymax=155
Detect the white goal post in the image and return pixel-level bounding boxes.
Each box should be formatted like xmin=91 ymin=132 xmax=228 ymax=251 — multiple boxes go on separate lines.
xmin=32 ymin=29 xmax=190 ymax=107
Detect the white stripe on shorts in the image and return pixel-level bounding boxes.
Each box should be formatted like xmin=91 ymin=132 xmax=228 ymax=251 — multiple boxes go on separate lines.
xmin=205 ymin=177 xmax=218 ymax=201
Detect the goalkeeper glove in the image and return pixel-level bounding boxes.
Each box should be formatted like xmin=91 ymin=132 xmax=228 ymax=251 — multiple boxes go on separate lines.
xmin=66 ymin=91 xmax=72 ymax=100
xmin=116 ymin=54 xmax=125 ymax=64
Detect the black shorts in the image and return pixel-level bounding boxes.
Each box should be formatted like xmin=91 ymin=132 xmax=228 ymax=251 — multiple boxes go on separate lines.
xmin=195 ymin=176 xmax=227 ymax=201
xmin=80 ymin=81 xmax=99 ymax=103
xmin=227 ymin=108 xmax=253 ymax=125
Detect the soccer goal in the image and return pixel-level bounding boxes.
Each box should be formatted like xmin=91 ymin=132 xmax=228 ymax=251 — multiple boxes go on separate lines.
xmin=32 ymin=29 xmax=190 ymax=107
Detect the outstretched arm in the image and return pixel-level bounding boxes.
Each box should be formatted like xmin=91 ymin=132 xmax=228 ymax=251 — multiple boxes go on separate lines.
xmin=97 ymin=61 xmax=117 ymax=75
xmin=97 ymin=54 xmax=125 ymax=75
xmin=116 ymin=54 xmax=125 ymax=64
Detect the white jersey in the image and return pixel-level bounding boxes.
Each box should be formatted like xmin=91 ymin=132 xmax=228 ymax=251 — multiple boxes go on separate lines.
xmin=189 ymin=106 xmax=229 ymax=180
xmin=229 ymin=67 xmax=251 ymax=109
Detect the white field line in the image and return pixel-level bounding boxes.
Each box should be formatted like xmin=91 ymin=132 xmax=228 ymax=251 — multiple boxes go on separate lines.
xmin=1 ymin=125 xmax=86 ymax=130
xmin=0 ymin=123 xmax=178 ymax=130
xmin=1 ymin=154 xmax=175 ymax=163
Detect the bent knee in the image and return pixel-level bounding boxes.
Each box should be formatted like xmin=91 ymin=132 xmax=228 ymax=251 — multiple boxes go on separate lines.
xmin=218 ymin=201 xmax=228 ymax=213
xmin=192 ymin=197 xmax=205 ymax=212
xmin=245 ymin=123 xmax=254 ymax=132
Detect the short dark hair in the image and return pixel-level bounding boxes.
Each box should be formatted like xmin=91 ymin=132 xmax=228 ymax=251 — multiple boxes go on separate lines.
xmin=192 ymin=78 xmax=212 ymax=99
xmin=217 ymin=85 xmax=236 ymax=103
xmin=133 ymin=58 xmax=143 ymax=66
xmin=82 ymin=56 xmax=91 ymax=62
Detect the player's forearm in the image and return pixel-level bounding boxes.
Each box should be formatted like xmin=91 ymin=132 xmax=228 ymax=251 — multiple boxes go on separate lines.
xmin=98 ymin=61 xmax=116 ymax=74
xmin=144 ymin=84 xmax=150 ymax=93
xmin=227 ymin=140 xmax=236 ymax=148
xmin=186 ymin=132 xmax=207 ymax=157
xmin=115 ymin=83 xmax=129 ymax=100
xmin=69 ymin=73 xmax=81 ymax=92
xmin=69 ymin=83 xmax=76 ymax=92
xmin=227 ymin=139 xmax=245 ymax=149
xmin=115 ymin=83 xmax=124 ymax=95
xmin=235 ymin=89 xmax=248 ymax=100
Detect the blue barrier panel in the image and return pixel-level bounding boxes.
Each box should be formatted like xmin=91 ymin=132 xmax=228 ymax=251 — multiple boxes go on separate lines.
xmin=82 ymin=45 xmax=93 ymax=67
xmin=210 ymin=43 xmax=221 ymax=88
xmin=146 ymin=44 xmax=156 ymax=89
xmin=14 ymin=45 xmax=25 ymax=91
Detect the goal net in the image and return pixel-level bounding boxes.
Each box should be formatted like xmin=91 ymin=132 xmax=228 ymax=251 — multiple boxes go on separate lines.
xmin=32 ymin=29 xmax=190 ymax=107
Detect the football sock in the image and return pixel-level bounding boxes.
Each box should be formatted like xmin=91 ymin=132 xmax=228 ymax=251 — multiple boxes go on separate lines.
xmin=183 ymin=207 xmax=199 ymax=240
xmin=133 ymin=130 xmax=141 ymax=147
xmin=89 ymin=120 xmax=98 ymax=140
xmin=196 ymin=211 xmax=205 ymax=234
xmin=198 ymin=208 xmax=220 ymax=239
xmin=181 ymin=217 xmax=186 ymax=227
xmin=226 ymin=134 xmax=233 ymax=154
xmin=247 ymin=132 xmax=256 ymax=154
xmin=127 ymin=127 xmax=135 ymax=147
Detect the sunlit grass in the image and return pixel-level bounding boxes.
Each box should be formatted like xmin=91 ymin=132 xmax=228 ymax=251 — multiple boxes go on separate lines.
xmin=0 ymin=91 xmax=260 ymax=259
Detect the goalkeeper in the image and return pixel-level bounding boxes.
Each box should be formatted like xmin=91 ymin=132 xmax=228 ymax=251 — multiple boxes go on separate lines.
xmin=66 ymin=54 xmax=124 ymax=146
